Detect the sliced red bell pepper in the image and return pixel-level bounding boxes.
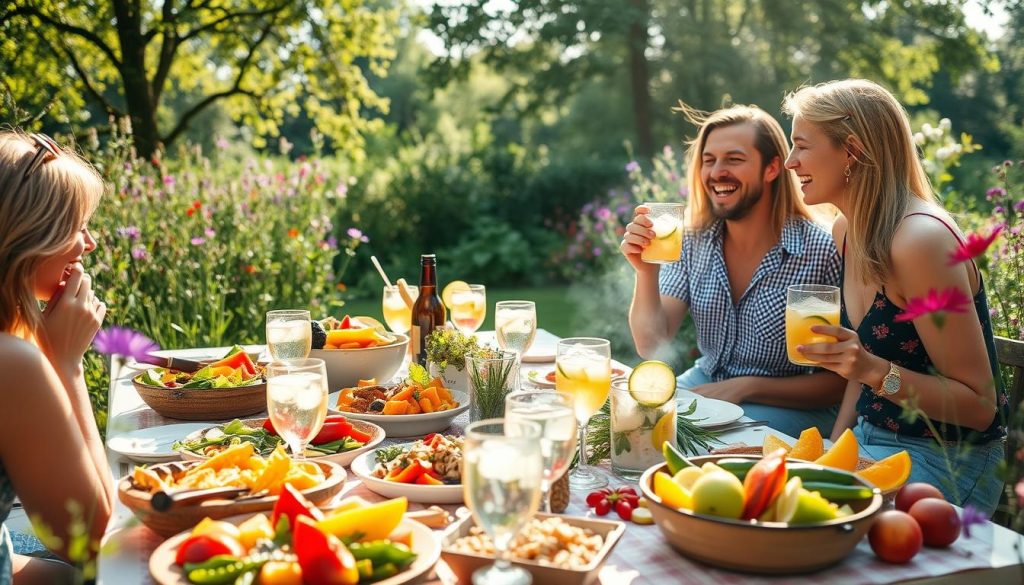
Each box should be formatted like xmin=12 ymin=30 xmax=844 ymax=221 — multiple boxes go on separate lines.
xmin=271 ymin=483 xmax=324 ymax=532
xmin=263 ymin=418 xmax=278 ymax=435
xmin=345 ymin=425 xmax=372 ymax=444
xmin=339 ymin=315 xmax=352 ymax=330
xmin=311 ymin=420 xmax=354 ymax=445
xmin=174 ymin=534 xmax=244 ymax=566
xmin=742 ymin=448 xmax=789 ymax=520
xmin=385 ymin=460 xmax=425 ymax=484
xmin=415 ymin=471 xmax=444 ymax=486
xmin=293 ymin=516 xmax=359 ymax=585
xmin=208 ymin=350 xmax=258 ymax=377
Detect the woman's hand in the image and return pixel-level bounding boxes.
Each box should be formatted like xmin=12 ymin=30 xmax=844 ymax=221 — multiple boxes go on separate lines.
xmin=797 ymin=325 xmax=889 ymax=387
xmin=39 ymin=262 xmax=106 ymax=373
xmin=620 ymin=204 xmax=659 ymax=274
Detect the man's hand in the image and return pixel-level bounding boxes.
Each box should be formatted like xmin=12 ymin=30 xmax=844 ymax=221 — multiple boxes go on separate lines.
xmin=620 ymin=204 xmax=660 ymax=274
xmin=796 ymin=325 xmax=889 ymax=388
xmin=691 ymin=377 xmax=752 ymax=404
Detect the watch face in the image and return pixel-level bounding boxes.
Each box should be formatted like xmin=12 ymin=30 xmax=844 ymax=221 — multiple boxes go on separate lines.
xmin=883 ymin=376 xmax=900 ymax=395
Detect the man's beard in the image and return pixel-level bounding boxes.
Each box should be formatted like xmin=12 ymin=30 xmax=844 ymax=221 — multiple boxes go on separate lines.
xmin=709 ymin=180 xmax=765 ymax=221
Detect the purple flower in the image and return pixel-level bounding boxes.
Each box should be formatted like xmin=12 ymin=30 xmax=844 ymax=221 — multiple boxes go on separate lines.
xmin=130 ymin=245 xmax=148 ymax=261
xmin=595 ymin=207 xmax=612 ymax=221
xmin=986 ymin=187 xmax=1006 ymax=200
xmin=326 ymin=235 xmax=338 ymax=249
xmin=204 ymin=227 xmax=216 ymax=238
xmin=190 ymin=237 xmax=206 ymax=246
xmin=117 ymin=225 xmax=141 ymax=240
xmin=93 ymin=326 xmax=159 ymax=361
xmin=959 ymin=505 xmax=987 ymax=539
xmin=347 ymin=228 xmax=369 ymax=243
xmin=215 ymin=136 xmax=229 ymax=150
xmin=592 ymin=247 xmax=602 ymax=257
xmin=1014 ymin=200 xmax=1024 ymax=213
xmin=625 ymin=160 xmax=641 ymax=173
xmin=335 ymin=182 xmax=348 ymax=197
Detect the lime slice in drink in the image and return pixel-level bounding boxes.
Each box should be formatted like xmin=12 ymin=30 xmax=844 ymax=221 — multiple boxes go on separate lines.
xmin=556 ymin=361 xmax=589 ymax=381
xmin=800 ymin=315 xmax=832 ymax=326
xmin=628 ymin=360 xmax=676 ymax=407
xmin=441 ymin=280 xmax=470 ymax=308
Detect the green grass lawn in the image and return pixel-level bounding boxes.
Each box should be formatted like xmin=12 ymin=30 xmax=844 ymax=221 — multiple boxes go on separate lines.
xmin=340 ymin=285 xmax=577 ymax=337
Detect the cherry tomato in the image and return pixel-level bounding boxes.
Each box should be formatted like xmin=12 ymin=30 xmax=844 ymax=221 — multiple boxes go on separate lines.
xmin=594 ymin=499 xmax=612 ymax=516
xmin=174 ymin=534 xmax=244 ymax=566
xmin=585 ymin=491 xmax=606 ymax=507
xmin=615 ymin=500 xmax=634 ymax=521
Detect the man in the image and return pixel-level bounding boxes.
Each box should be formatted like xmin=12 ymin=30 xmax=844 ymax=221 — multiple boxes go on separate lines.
xmin=620 ymin=104 xmax=844 ymax=438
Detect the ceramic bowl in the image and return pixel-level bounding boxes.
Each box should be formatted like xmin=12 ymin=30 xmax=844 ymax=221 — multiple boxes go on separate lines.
xmin=337 ymin=391 xmax=469 ymax=438
xmin=639 ymin=455 xmax=882 ymax=574
xmin=310 ymin=333 xmax=409 ymax=392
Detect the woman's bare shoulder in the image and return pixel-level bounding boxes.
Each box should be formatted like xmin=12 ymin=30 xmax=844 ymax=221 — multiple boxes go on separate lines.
xmin=0 ymin=334 xmax=50 ymax=389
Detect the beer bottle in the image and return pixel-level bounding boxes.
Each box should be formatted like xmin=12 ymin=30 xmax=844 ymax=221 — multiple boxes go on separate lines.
xmin=411 ymin=254 xmax=446 ymax=365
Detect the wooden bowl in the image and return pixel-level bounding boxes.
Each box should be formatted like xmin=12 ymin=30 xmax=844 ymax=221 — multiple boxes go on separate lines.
xmin=132 ymin=370 xmax=267 ymax=421
xmin=639 ymin=455 xmax=882 ymax=575
xmin=177 ymin=417 xmax=386 ymax=467
xmin=440 ymin=513 xmax=625 ymax=585
xmin=118 ymin=459 xmax=345 ymax=537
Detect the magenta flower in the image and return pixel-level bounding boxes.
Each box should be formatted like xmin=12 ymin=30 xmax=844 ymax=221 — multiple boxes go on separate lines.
xmin=959 ymin=505 xmax=987 ymax=539
xmin=162 ymin=175 xmax=176 ymax=187
xmin=894 ymin=287 xmax=972 ymax=328
xmin=204 ymin=227 xmax=216 ymax=238
xmin=948 ymin=225 xmax=1002 ymax=266
xmin=190 ymin=237 xmax=206 ymax=246
xmin=595 ymin=207 xmax=612 ymax=221
xmin=93 ymin=326 xmax=159 ymax=361
xmin=130 ymin=245 xmax=148 ymax=261
xmin=116 ymin=225 xmax=141 ymax=240
xmin=347 ymin=228 xmax=369 ymax=243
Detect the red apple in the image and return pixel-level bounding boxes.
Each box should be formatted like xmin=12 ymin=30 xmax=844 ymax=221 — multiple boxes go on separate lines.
xmin=895 ymin=482 xmax=945 ymax=512
xmin=869 ymin=510 xmax=924 ymax=564
xmin=908 ymin=497 xmax=961 ymax=548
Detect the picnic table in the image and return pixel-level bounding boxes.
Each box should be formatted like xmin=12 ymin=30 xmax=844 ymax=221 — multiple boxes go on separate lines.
xmin=92 ymin=329 xmax=1024 ymax=584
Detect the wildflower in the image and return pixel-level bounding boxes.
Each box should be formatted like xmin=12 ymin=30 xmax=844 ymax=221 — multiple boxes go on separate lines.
xmin=1005 ymin=160 xmax=1014 ymax=167
xmin=288 ymin=228 xmax=299 ymax=238
xmin=1014 ymin=200 xmax=1024 ymax=213
xmin=592 ymin=247 xmax=602 ymax=257
xmin=93 ymin=326 xmax=159 ymax=362
xmin=130 ymin=246 xmax=148 ymax=261
xmin=326 ymin=236 xmax=338 ymax=249
xmin=244 ymin=264 xmax=257 ymax=274
xmin=335 ymin=182 xmax=348 ymax=198
xmin=663 ymin=145 xmax=673 ymax=157
xmin=336 ymin=283 xmax=347 ymax=292
xmin=894 ymin=287 xmax=972 ymax=328
xmin=192 ymin=200 xmax=202 ymax=209
xmin=215 ymin=136 xmax=229 ymax=150
xmin=186 ymin=207 xmax=195 ymax=217
xmin=190 ymin=237 xmax=206 ymax=246
xmin=959 ymin=505 xmax=987 ymax=539
xmin=948 ymin=225 xmax=1002 ymax=266
xmin=163 ymin=175 xmax=176 ymax=187
xmin=595 ymin=207 xmax=612 ymax=221
xmin=347 ymin=228 xmax=369 ymax=243
xmin=1016 ymin=479 xmax=1024 ymax=505
xmin=986 ymin=187 xmax=1006 ymax=200
xmin=117 ymin=226 xmax=141 ymax=240
xmin=913 ymin=132 xmax=926 ymax=146
xmin=279 ymin=136 xmax=293 ymax=156
xmin=625 ymin=161 xmax=641 ymax=173
xmin=939 ymin=118 xmax=952 ymax=131
xmin=204 ymin=227 xmax=216 ymax=238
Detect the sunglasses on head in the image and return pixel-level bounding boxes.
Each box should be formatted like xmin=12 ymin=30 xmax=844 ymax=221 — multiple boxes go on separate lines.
xmin=20 ymin=133 xmax=61 ymax=182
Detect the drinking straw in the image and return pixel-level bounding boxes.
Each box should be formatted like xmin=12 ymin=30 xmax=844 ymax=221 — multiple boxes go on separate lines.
xmin=370 ymin=256 xmax=393 ymax=287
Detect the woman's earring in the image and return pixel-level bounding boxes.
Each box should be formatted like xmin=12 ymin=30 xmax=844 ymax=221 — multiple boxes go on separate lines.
xmin=843 ymin=164 xmax=852 ymax=184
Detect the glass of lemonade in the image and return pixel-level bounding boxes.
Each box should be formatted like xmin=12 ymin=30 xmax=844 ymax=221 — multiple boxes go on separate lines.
xmin=641 ymin=202 xmax=685 ymax=264
xmin=266 ymin=358 xmax=329 ymax=459
xmin=495 ymin=301 xmax=537 ymax=357
xmin=463 ymin=418 xmax=543 ymax=585
xmin=505 ymin=390 xmax=577 ymax=513
xmin=786 ymin=284 xmax=841 ymax=365
xmin=450 ymin=284 xmax=487 ymax=334
xmin=382 ymin=284 xmax=419 ymax=334
xmin=610 ymin=379 xmax=676 ymax=480
xmin=555 ymin=337 xmax=611 ymax=490
xmin=266 ymin=310 xmax=312 ymax=360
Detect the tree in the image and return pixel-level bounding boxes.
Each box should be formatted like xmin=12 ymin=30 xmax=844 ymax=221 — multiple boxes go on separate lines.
xmin=1 ymin=1 xmax=398 ymax=158
xmin=426 ymin=0 xmax=996 ymax=161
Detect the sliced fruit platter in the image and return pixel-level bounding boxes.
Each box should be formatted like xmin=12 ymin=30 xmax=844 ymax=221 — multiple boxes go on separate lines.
xmin=350 ymin=434 xmax=464 ymax=504
xmin=174 ymin=416 xmax=385 ymax=467
xmin=149 ymin=491 xmax=441 ymax=585
xmin=312 ymin=315 xmax=402 ymax=350
xmin=335 ymin=365 xmax=469 ymax=438
xmin=120 ymin=443 xmax=346 ymax=537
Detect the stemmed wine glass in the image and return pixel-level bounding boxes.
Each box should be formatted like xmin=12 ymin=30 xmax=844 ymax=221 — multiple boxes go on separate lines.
xmin=265 ymin=309 xmax=312 ymax=360
xmin=505 ymin=390 xmax=576 ymax=513
xmin=555 ymin=337 xmax=611 ymax=490
xmin=495 ymin=301 xmax=537 ymax=358
xmin=463 ymin=418 xmax=543 ymax=585
xmin=266 ymin=358 xmax=329 ymax=459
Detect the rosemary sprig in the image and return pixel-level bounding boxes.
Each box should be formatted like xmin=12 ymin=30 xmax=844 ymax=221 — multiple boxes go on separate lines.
xmin=468 ymin=351 xmax=518 ymax=419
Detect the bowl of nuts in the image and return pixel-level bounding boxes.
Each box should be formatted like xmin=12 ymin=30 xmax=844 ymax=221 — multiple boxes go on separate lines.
xmin=441 ymin=513 xmax=626 ymax=585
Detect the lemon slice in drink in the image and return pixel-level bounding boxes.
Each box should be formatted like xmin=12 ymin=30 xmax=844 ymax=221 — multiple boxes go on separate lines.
xmin=441 ymin=280 xmax=470 ymax=308
xmin=651 ymin=216 xmax=679 ymax=239
xmin=628 ymin=360 xmax=676 ymax=407
xmin=800 ymin=315 xmax=832 ymax=326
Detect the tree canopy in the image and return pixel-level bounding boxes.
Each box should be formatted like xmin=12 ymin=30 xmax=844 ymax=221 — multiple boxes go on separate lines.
xmin=1 ymin=0 xmax=398 ymax=158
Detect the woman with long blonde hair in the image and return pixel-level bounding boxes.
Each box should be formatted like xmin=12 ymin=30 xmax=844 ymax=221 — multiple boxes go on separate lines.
xmin=0 ymin=132 xmax=113 ymax=583
xmin=783 ymin=79 xmax=1006 ymax=514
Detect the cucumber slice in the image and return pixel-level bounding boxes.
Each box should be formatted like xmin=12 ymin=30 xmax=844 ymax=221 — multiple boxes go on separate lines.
xmin=628 ymin=360 xmax=676 ymax=407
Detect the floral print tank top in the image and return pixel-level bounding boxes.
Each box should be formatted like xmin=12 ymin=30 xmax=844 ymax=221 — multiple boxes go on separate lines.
xmin=839 ymin=213 xmax=1008 ymax=445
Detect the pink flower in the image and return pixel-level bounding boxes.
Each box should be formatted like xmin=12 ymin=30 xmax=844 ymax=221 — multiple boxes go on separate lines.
xmin=93 ymin=327 xmax=159 ymax=361
xmin=894 ymin=287 xmax=972 ymax=328
xmin=948 ymin=225 xmax=1002 ymax=265
xmin=1016 ymin=480 xmax=1024 ymax=505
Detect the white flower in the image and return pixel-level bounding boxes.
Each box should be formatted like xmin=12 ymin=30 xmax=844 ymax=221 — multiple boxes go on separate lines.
xmin=928 ymin=126 xmax=944 ymax=141
xmin=923 ymin=159 xmax=937 ymax=173
xmin=952 ymin=144 xmax=963 ymax=154
xmin=939 ymin=118 xmax=952 ymax=131
xmin=935 ymin=146 xmax=952 ymax=161
xmin=922 ymin=123 xmax=933 ymax=134
xmin=914 ymin=132 xmax=926 ymax=146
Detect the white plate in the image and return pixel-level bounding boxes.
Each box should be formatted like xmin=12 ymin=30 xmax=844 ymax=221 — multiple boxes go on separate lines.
xmin=176 ymin=417 xmax=386 ymax=468
xmin=524 ymin=366 xmax=631 ymax=389
xmin=350 ymin=450 xmax=464 ymax=504
xmin=676 ymin=391 xmax=745 ymax=428
xmin=107 ymin=424 xmax=210 ymax=463
xmin=520 ymin=344 xmax=556 ymax=363
xmin=337 ymin=391 xmax=469 ymax=438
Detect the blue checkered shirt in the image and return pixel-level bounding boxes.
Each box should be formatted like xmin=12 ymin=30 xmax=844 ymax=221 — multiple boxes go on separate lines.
xmin=659 ymin=218 xmax=841 ymax=381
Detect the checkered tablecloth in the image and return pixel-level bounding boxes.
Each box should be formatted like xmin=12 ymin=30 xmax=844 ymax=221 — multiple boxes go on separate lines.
xmin=96 ymin=342 xmax=1024 ymax=585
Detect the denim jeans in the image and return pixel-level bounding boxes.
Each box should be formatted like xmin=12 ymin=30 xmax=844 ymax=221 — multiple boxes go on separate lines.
xmin=676 ymin=364 xmax=838 ymax=439
xmin=854 ymin=417 xmax=1005 ymax=516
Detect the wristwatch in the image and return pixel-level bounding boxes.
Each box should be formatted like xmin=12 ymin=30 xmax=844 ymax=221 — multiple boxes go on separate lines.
xmin=876 ymin=362 xmax=902 ymax=396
